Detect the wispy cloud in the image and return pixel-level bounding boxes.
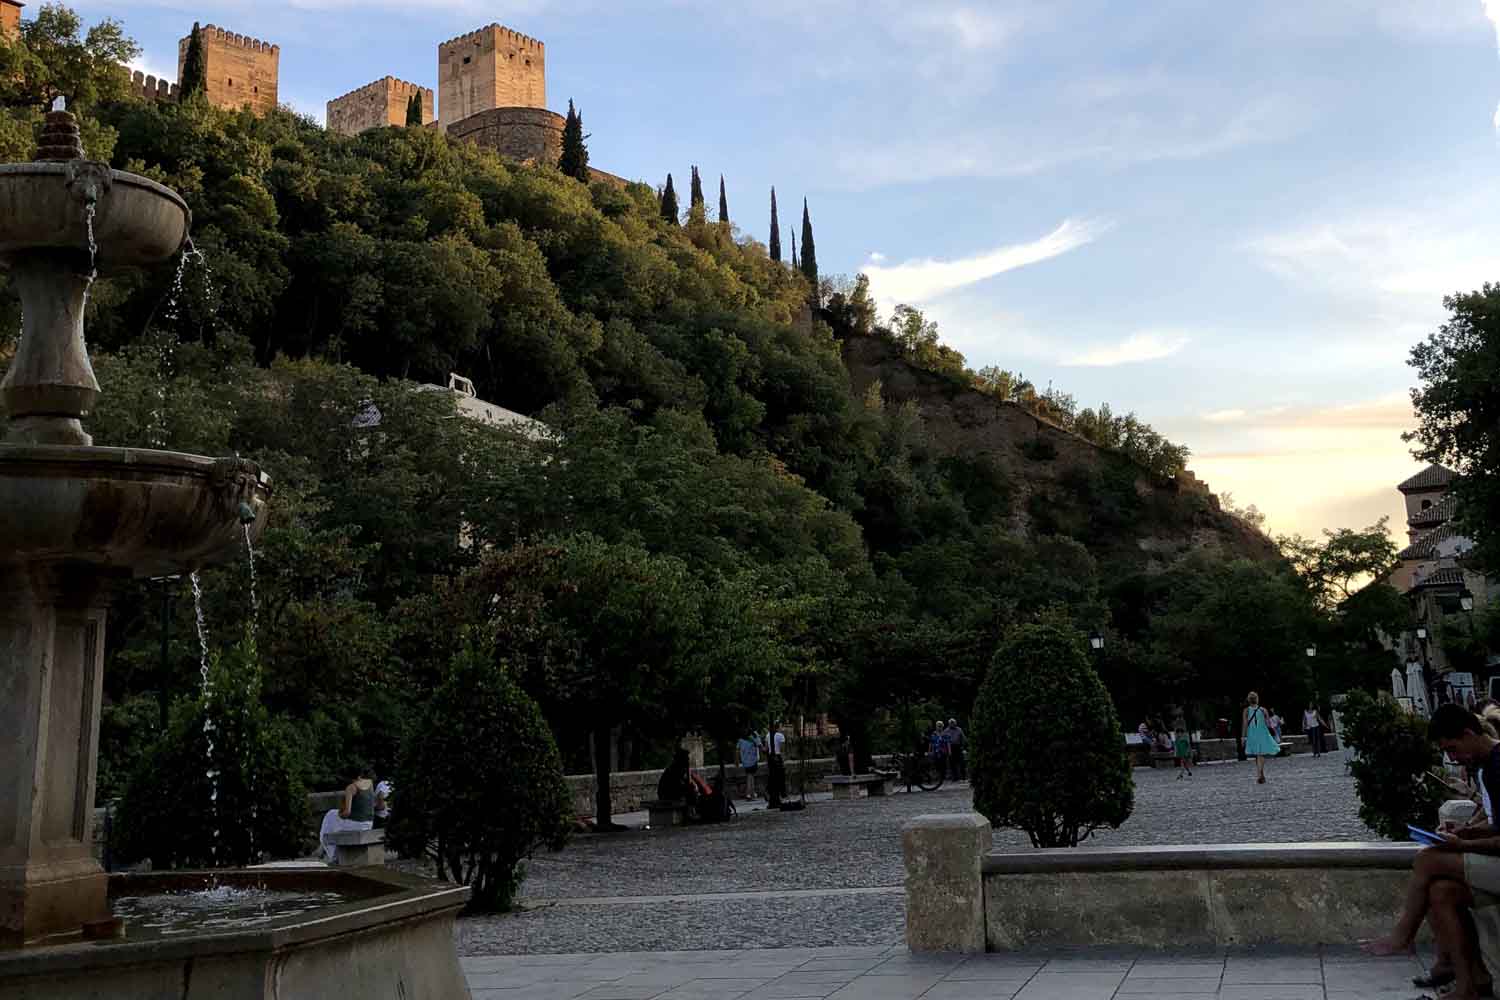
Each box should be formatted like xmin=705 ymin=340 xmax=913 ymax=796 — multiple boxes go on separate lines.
xmin=862 ymin=218 xmax=1106 ymax=306
xmin=1064 ymin=332 xmax=1190 ymax=367
xmin=1203 ymin=408 xmax=1248 ymax=423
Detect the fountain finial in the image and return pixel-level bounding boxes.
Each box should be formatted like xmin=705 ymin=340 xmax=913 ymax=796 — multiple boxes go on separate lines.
xmin=35 ymin=107 xmax=85 ymax=162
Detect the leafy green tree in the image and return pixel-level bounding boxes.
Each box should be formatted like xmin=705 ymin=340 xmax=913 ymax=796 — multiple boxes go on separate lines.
xmin=558 ymin=98 xmax=589 ymax=181
xmin=179 ymin=21 xmax=207 ymax=102
xmin=113 ymin=638 xmax=307 ymax=868
xmin=659 ymin=172 xmax=679 ymax=224
xmin=971 ymin=617 xmax=1134 ymax=847
xmin=1408 ymin=285 xmax=1500 ymax=570
xmin=1279 ymin=519 xmax=1399 ymax=613
xmin=405 ymin=91 xmax=423 ymax=126
xmin=800 ymin=198 xmax=818 ymax=288
xmin=718 ymin=174 xmax=728 ymax=224
xmin=389 ymin=644 xmax=571 ymax=911
xmin=1340 ymin=690 xmax=1445 ymax=839
xmin=769 ymin=186 xmax=781 ymax=262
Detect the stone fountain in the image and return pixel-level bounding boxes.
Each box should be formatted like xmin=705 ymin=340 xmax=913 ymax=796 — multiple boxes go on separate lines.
xmin=0 ymin=109 xmax=470 ymax=998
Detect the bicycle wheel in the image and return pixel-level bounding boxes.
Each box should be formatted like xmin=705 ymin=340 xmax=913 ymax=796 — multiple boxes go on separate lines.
xmin=916 ymin=754 xmax=944 ymax=792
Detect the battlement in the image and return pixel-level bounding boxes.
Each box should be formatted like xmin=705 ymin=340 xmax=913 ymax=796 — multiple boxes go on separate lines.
xmin=197 ymin=24 xmax=280 ymax=55
xmin=438 ymin=23 xmax=543 ymax=54
xmin=328 ymin=74 xmax=434 ymax=135
xmin=130 ymin=70 xmax=180 ymax=103
xmin=329 ymin=75 xmax=428 ymax=105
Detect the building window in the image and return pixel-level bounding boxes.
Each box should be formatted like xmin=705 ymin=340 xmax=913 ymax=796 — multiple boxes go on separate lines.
xmin=1422 ymin=499 xmax=1433 ymax=510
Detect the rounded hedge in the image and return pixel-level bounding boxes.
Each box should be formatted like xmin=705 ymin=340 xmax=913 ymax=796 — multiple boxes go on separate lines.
xmin=971 ymin=618 xmax=1134 ymax=847
xmin=388 ymin=645 xmax=571 ymax=912
xmin=113 ymin=642 xmax=307 ymax=868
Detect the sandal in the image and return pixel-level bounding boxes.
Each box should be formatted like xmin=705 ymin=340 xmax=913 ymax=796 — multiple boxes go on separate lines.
xmin=1414 ymin=969 xmax=1456 ymax=989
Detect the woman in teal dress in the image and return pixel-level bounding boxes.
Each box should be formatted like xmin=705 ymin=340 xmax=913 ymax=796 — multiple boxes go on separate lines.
xmin=1243 ymin=691 xmax=1280 ymax=784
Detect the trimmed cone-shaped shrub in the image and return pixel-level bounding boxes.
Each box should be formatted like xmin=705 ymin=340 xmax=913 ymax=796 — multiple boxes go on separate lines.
xmin=1341 ymin=690 xmax=1445 ymax=839
xmin=114 ymin=639 xmax=307 ymax=868
xmin=971 ymin=618 xmax=1133 ymax=847
xmin=388 ymin=645 xmax=571 ymax=912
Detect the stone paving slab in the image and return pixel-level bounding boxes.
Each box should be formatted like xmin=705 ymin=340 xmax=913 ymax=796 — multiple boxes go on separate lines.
xmin=463 ymin=947 xmax=1430 ymax=999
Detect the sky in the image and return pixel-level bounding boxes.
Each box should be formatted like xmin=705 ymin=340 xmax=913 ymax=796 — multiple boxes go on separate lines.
xmin=70 ymin=0 xmax=1500 ymax=541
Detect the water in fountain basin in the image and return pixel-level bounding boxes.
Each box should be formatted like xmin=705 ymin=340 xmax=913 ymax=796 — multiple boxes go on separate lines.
xmin=111 ymin=886 xmax=350 ymax=938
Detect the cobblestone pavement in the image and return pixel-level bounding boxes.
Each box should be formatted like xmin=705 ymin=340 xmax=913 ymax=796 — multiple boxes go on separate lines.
xmin=462 ymin=946 xmax=1432 ymax=999
xmin=457 ymin=751 xmax=1371 ymax=956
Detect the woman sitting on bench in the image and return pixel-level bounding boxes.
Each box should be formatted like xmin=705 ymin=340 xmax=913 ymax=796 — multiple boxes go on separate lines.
xmin=319 ymin=764 xmax=379 ymax=862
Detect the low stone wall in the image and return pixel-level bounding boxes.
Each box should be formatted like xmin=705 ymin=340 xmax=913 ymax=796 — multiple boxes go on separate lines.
xmin=563 ymin=757 xmax=879 ymax=818
xmin=902 ymin=813 xmax=1418 ymax=952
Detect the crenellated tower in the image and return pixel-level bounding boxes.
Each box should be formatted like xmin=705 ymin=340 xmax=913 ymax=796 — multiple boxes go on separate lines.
xmin=1 ymin=0 xmax=22 ymax=39
xmin=437 ymin=24 xmax=545 ymax=131
xmin=177 ymin=24 xmax=279 ymax=115
xmin=328 ymin=76 xmax=434 ymax=135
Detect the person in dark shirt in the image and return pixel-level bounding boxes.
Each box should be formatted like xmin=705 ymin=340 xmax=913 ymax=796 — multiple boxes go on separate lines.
xmin=1364 ymin=704 xmax=1500 ymax=1000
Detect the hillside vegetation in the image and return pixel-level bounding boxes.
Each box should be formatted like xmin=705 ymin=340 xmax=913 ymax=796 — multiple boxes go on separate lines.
xmin=0 ymin=7 xmax=1382 ymax=798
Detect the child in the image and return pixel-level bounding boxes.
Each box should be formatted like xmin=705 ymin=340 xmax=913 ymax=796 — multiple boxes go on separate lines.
xmin=1174 ymin=727 xmax=1193 ymax=778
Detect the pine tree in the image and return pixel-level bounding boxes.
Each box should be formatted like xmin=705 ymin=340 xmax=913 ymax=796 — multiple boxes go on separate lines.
xmin=690 ymin=166 xmax=705 ymax=211
xmin=718 ymin=175 xmax=729 ymax=224
xmin=660 ymin=174 xmax=680 ymax=225
xmin=180 ymin=23 xmax=208 ymax=102
xmin=558 ymin=99 xmax=590 ymax=182
xmin=405 ymin=93 xmax=423 ymax=126
xmin=768 ymin=188 xmax=781 ymax=263
xmin=800 ymin=198 xmax=819 ymax=288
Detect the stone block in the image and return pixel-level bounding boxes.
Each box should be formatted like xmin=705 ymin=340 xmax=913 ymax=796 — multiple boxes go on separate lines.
xmin=902 ymin=812 xmax=990 ymax=953
xmin=324 ymin=830 xmax=385 ymax=868
xmin=645 ymin=800 xmax=686 ymax=829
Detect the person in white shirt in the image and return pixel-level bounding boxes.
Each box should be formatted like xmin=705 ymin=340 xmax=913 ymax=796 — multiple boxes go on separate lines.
xmin=766 ymin=722 xmax=787 ymax=807
xmin=1303 ymin=703 xmax=1327 ymax=757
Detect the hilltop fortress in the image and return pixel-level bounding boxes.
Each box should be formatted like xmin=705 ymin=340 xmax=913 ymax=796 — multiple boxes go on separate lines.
xmin=129 ymin=20 xmax=576 ymax=168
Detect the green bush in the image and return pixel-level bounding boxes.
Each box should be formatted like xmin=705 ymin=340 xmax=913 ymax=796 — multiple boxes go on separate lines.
xmin=96 ymin=693 xmax=161 ymax=803
xmin=1340 ymin=690 xmax=1445 ymax=839
xmin=388 ymin=645 xmax=571 ymax=912
xmin=972 ymin=618 xmax=1134 ymax=847
xmin=113 ymin=639 xmax=307 ymax=867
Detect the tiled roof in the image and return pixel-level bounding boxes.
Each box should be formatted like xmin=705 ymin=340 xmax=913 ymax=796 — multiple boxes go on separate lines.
xmin=1398 ymin=523 xmax=1461 ymax=561
xmin=1410 ymin=493 xmax=1457 ymax=527
xmin=1410 ymin=566 xmax=1467 ymax=589
xmin=1399 ymin=464 xmax=1457 ymax=494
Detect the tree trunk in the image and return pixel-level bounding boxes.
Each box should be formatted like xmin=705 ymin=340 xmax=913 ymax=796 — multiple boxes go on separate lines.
xmin=593 ymin=726 xmax=614 ymax=828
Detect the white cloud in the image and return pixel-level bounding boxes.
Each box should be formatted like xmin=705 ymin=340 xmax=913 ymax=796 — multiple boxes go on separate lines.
xmin=861 ymin=217 xmax=1106 ymax=306
xmin=1203 ymin=409 xmax=1248 ymax=423
xmin=1064 ymin=332 xmax=1190 ymax=367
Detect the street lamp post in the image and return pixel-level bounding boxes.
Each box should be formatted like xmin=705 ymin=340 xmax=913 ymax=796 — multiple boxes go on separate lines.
xmin=1088 ymin=630 xmax=1105 ymax=653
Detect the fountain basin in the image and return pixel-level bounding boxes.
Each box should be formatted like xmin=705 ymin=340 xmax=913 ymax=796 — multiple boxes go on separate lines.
xmin=0 ymin=446 xmax=269 ymax=577
xmin=0 ymin=163 xmax=189 ymax=272
xmin=0 ymin=868 xmax=472 ymax=999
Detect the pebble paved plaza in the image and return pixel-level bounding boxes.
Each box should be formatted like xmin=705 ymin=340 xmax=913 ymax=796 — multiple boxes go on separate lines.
xmin=457 ymin=751 xmax=1410 ymax=997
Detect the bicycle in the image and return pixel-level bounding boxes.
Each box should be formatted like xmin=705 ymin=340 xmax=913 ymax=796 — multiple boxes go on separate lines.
xmin=885 ymin=750 xmax=945 ymax=792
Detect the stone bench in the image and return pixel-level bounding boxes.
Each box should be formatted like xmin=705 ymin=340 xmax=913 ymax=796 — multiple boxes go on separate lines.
xmin=829 ymin=774 xmax=890 ymax=800
xmin=902 ymin=812 xmax=1425 ymax=953
xmin=324 ymin=828 xmax=385 ymax=868
xmin=644 ymin=799 xmax=688 ymax=829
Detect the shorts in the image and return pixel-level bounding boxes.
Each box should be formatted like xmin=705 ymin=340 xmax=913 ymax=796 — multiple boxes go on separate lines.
xmin=1465 ymin=853 xmax=1500 ymax=896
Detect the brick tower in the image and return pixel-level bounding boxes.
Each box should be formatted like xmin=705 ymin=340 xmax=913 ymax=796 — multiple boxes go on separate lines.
xmin=177 ymin=24 xmax=279 ymax=115
xmin=1 ymin=1 xmax=23 ymax=39
xmin=327 ymin=77 xmax=434 ymax=136
xmin=437 ymin=24 xmax=545 ymax=130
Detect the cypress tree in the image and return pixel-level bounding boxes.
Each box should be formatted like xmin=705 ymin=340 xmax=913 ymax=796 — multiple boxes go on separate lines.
xmin=790 ymin=231 xmax=799 ymax=270
xmin=800 ymin=198 xmax=818 ymax=287
xmin=718 ymin=175 xmax=729 ymax=224
xmin=180 ymin=23 xmax=208 ymax=102
xmin=660 ymin=174 xmax=680 ymax=225
xmin=690 ymin=166 xmax=705 ymax=211
xmin=405 ymin=93 xmax=423 ymax=126
xmin=558 ymin=99 xmax=590 ymax=181
xmin=768 ymin=187 xmax=781 ymax=263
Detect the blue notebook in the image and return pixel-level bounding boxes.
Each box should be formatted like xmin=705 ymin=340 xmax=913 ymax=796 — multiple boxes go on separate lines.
xmin=1408 ymin=825 xmax=1446 ymax=847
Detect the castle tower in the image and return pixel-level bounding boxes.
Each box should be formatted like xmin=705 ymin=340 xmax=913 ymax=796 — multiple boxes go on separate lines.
xmin=1 ymin=1 xmax=24 ymax=39
xmin=437 ymin=24 xmax=545 ymax=131
xmin=177 ymin=24 xmax=279 ymax=115
xmin=328 ymin=77 xmax=434 ymax=136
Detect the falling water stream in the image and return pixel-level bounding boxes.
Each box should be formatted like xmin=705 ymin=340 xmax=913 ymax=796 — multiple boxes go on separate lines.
xmin=190 ymin=571 xmax=220 ymax=860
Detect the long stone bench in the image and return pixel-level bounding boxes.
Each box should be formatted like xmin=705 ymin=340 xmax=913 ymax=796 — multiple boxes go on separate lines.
xmin=830 ymin=774 xmax=890 ymax=799
xmin=324 ymin=828 xmax=386 ymax=868
xmin=902 ymin=812 xmax=1421 ymax=953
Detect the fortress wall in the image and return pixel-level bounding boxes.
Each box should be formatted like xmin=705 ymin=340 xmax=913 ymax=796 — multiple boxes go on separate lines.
xmin=178 ymin=23 xmax=279 ymax=114
xmin=446 ymin=106 xmax=563 ymax=164
xmin=328 ymin=76 xmax=434 ymax=136
xmin=130 ymin=70 xmax=180 ymax=103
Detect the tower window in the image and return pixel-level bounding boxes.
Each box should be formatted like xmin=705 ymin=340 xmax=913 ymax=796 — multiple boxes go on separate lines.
xmin=227 ymin=77 xmax=233 ymax=86
xmin=463 ymin=55 xmax=471 ymax=64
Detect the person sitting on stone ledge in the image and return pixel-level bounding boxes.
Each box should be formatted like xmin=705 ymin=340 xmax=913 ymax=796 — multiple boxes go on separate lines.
xmin=657 ymin=748 xmax=701 ymax=817
xmin=1364 ymin=704 xmax=1500 ymax=1000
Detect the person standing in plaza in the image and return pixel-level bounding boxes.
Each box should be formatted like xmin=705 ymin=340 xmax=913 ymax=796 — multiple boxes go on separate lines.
xmin=1303 ymin=702 xmax=1326 ymax=756
xmin=736 ymin=729 xmax=760 ymax=800
xmin=766 ymin=721 xmax=786 ymax=808
xmin=1243 ymin=692 xmax=1279 ymax=784
xmin=944 ymin=718 xmax=966 ymax=780
xmin=1173 ymin=726 xmax=1194 ymax=778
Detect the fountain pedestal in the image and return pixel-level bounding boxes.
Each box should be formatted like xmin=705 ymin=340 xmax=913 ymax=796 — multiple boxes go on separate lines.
xmin=0 ymin=566 xmax=113 ymax=945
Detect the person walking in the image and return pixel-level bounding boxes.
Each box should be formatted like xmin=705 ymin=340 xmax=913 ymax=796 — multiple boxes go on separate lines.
xmin=1243 ymin=692 xmax=1279 ymax=784
xmin=1173 ymin=726 xmax=1194 ymax=778
xmin=944 ymin=718 xmax=966 ymax=780
xmin=1303 ymin=702 xmax=1325 ymax=756
xmin=736 ymin=730 xmax=760 ymax=800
